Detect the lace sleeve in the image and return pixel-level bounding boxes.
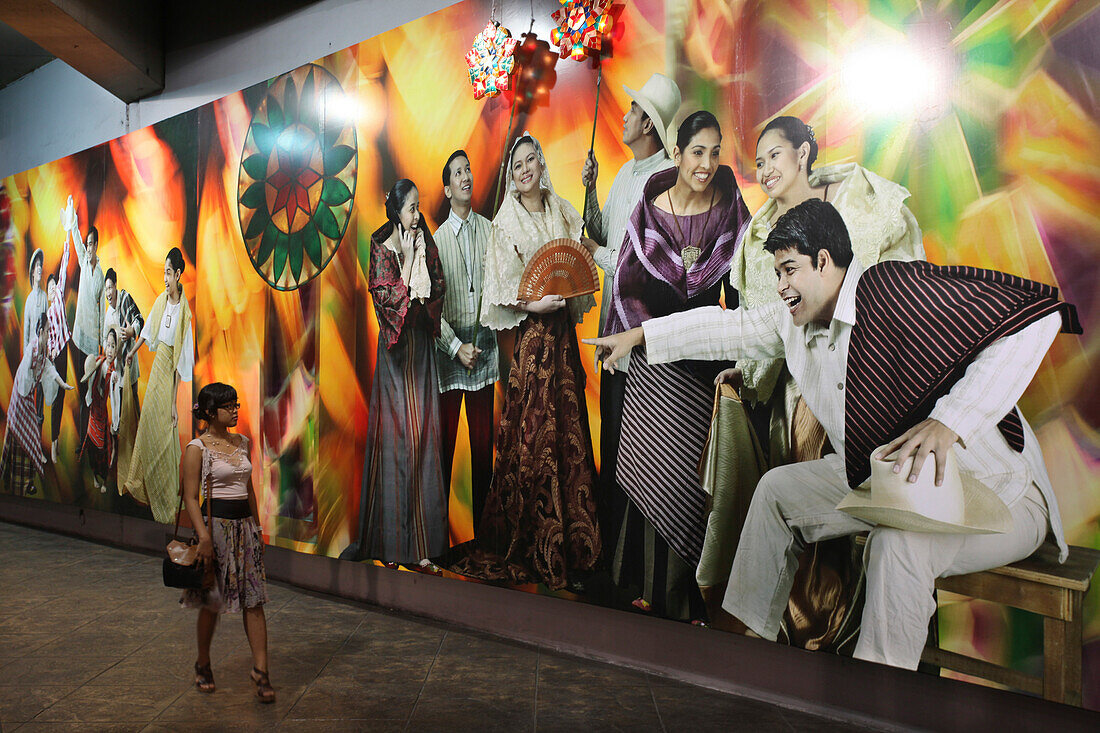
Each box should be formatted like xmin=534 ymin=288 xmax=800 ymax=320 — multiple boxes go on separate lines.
xmin=480 ymin=222 xmax=529 ymax=331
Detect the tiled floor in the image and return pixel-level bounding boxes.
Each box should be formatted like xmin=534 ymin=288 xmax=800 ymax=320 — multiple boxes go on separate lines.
xmin=0 ymin=521 xmax=879 ymax=731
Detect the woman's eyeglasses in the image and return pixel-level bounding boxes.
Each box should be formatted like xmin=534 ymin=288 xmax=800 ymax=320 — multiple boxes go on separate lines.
xmin=218 ymin=402 xmax=241 ymax=412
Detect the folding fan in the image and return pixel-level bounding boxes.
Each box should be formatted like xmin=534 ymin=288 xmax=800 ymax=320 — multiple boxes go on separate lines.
xmin=517 ymin=238 xmax=600 ymax=301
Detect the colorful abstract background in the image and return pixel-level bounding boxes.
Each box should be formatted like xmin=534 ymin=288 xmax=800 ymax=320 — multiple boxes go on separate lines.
xmin=2 ymin=0 xmax=1098 ymax=706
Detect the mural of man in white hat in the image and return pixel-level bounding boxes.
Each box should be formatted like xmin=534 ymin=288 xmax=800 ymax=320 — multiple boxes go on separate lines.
xmin=578 ymin=72 xmax=681 ymax=545
xmin=586 ymin=198 xmax=1079 ymax=671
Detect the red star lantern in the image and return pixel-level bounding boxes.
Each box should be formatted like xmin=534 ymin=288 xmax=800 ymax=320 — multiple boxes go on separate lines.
xmin=465 ymin=22 xmax=521 ymax=100
xmin=550 ymin=0 xmax=614 ymax=61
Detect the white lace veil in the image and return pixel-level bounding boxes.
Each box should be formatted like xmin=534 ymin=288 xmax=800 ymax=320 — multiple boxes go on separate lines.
xmin=506 ymin=131 xmax=555 ymax=196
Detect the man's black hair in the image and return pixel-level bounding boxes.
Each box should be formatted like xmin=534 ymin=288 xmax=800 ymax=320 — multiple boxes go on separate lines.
xmin=763 ymin=198 xmax=853 ymax=269
xmin=442 ymin=150 xmax=470 ymax=187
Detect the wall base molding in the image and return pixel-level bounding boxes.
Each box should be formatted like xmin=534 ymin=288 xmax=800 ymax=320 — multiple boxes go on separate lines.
xmin=3 ymin=494 xmax=1095 ymax=731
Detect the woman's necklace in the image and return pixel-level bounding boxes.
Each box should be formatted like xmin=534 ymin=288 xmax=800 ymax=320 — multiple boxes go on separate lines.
xmin=667 ymin=185 xmax=717 ymax=270
xmin=205 ymin=433 xmax=244 ymax=466
xmin=164 ymin=297 xmax=178 ymax=328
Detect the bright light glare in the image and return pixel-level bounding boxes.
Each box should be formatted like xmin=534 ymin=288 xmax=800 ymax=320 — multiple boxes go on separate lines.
xmin=321 ymin=88 xmax=359 ymax=125
xmin=840 ymin=42 xmax=949 ymax=119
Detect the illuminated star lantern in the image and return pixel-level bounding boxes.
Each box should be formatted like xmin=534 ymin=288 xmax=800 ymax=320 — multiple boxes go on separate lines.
xmin=550 ymin=0 xmax=614 ymax=61
xmin=465 ymin=22 xmax=520 ymax=100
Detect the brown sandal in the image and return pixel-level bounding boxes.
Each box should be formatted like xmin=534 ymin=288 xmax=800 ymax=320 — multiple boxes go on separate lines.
xmin=250 ymin=666 xmax=276 ymax=704
xmin=194 ymin=662 xmax=215 ymax=693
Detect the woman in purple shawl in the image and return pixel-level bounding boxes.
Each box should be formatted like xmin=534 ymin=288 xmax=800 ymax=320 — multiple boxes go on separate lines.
xmin=602 ymin=111 xmax=749 ymax=621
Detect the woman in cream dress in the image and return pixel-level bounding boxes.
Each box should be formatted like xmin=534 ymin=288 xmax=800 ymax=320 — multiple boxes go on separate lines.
xmin=122 ymin=247 xmax=193 ymax=523
xmin=450 ymin=133 xmax=601 ymax=591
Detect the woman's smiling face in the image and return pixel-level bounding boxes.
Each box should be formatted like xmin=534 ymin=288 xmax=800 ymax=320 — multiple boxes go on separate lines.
xmin=755 ymin=128 xmax=806 ymax=201
xmin=398 ymin=187 xmax=420 ymax=232
xmin=674 ymin=127 xmax=721 ymax=194
xmin=511 ymin=142 xmax=542 ymax=197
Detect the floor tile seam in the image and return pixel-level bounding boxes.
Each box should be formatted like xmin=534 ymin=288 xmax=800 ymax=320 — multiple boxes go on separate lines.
xmin=649 ymin=685 xmax=668 ymax=733
xmin=22 ymin=671 xmax=101 ymax=723
xmin=403 ymin=629 xmax=447 ymax=731
xmin=533 ymin=649 xmax=540 ymax=731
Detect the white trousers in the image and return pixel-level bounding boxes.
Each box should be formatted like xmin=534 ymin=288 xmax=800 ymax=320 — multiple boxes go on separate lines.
xmin=721 ymin=457 xmax=1049 ymax=669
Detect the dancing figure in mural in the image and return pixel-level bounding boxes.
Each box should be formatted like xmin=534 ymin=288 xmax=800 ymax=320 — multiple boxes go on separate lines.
xmin=122 ymin=247 xmax=194 ymax=523
xmin=103 ymin=268 xmax=144 ymax=417
xmin=22 ymin=248 xmax=47 ymax=429
xmin=181 ymin=383 xmax=275 ymax=704
xmin=581 ymin=72 xmax=679 ymax=553
xmin=589 ymin=199 xmax=1078 ymax=670
xmin=44 ymin=236 xmax=72 ymax=464
xmin=719 ymin=116 xmax=927 ymax=650
xmin=61 ymin=196 xmax=105 ymax=443
xmin=340 ymin=179 xmax=448 ymax=569
xmin=451 ymin=133 xmax=601 ymax=591
xmin=434 ymin=151 xmax=498 ymax=533
xmin=600 ymin=111 xmax=750 ymax=620
xmin=1 ymin=313 xmax=74 ymax=496
xmin=79 ymin=327 xmax=117 ymax=493
xmin=102 ymin=267 xmax=144 ymax=479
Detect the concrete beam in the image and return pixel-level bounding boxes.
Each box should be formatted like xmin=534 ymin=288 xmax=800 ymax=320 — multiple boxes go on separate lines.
xmin=0 ymin=0 xmax=163 ymax=102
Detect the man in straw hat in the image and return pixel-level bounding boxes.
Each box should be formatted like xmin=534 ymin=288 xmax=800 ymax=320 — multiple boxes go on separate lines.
xmin=586 ymin=198 xmax=1080 ymax=670
xmin=580 ymin=72 xmax=681 ymax=549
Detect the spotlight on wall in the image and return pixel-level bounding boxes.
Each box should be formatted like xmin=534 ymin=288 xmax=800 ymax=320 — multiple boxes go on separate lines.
xmin=839 ymin=37 xmax=953 ymax=121
xmin=322 ymin=87 xmax=358 ymax=125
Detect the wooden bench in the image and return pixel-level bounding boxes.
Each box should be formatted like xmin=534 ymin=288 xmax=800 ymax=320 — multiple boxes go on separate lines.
xmin=921 ymin=544 xmax=1100 ymax=706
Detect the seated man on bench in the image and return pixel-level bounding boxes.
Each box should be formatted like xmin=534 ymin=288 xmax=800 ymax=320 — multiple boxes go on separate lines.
xmin=586 ymin=198 xmax=1081 ymax=670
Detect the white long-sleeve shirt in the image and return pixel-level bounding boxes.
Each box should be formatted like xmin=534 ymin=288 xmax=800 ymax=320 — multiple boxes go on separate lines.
xmin=584 ymin=150 xmax=674 ymax=352
xmin=643 ymin=260 xmax=1068 ymax=559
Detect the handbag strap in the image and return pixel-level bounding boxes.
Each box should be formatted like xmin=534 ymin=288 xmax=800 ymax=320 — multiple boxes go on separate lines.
xmin=171 ymin=440 xmax=214 ymax=541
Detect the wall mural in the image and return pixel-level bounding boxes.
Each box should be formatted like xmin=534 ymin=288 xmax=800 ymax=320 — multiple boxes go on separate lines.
xmin=2 ymin=0 xmax=1098 ymax=708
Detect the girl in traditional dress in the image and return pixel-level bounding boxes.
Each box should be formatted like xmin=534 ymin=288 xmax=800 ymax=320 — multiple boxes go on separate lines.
xmin=450 ymin=133 xmax=601 ymax=591
xmin=340 ymin=179 xmax=448 ymax=570
xmin=720 ymin=116 xmax=925 ymax=650
xmin=181 ymin=382 xmax=274 ymax=703
xmin=122 ymin=247 xmax=194 ymax=523
xmin=1 ymin=313 xmax=73 ymax=496
xmin=80 ymin=326 xmax=117 ymax=492
xmin=600 ymin=111 xmax=750 ymax=621
xmin=23 ymin=248 xmax=47 ymax=428
xmin=44 ymin=236 xmax=72 ymax=464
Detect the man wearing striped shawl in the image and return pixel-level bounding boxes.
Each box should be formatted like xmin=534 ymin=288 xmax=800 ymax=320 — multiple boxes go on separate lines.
xmin=103 ymin=269 xmax=144 ymax=411
xmin=586 ymin=198 xmax=1079 ymax=670
xmin=103 ymin=268 xmax=144 ymax=476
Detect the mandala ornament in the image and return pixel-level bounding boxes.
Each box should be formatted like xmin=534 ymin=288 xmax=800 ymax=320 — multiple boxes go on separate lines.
xmin=465 ymin=21 xmax=520 ymax=100
xmin=550 ymin=0 xmax=614 ymax=61
xmin=237 ymin=63 xmax=358 ymax=290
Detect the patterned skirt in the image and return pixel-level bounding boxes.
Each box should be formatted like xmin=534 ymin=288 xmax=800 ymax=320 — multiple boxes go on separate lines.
xmin=0 ymin=388 xmax=46 ymax=494
xmin=181 ymin=515 xmax=268 ymax=613
xmin=450 ymin=311 xmax=601 ymax=590
xmin=616 ymin=348 xmax=712 ymax=567
xmin=121 ymin=345 xmax=180 ymax=523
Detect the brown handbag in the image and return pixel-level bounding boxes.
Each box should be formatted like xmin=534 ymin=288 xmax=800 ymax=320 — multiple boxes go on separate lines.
xmin=162 ymin=471 xmax=213 ymax=589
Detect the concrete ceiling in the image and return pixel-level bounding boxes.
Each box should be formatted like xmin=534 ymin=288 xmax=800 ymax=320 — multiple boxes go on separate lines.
xmin=0 ymin=18 xmax=53 ymax=88
xmin=0 ymin=0 xmax=324 ymax=101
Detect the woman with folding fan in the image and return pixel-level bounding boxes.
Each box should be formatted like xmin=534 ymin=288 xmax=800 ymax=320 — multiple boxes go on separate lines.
xmin=597 ymin=111 xmax=750 ymax=622
xmin=450 ymin=133 xmax=601 ymax=592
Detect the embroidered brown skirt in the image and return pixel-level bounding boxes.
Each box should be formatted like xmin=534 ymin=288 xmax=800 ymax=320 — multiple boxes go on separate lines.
xmin=450 ymin=310 xmax=601 ymax=590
